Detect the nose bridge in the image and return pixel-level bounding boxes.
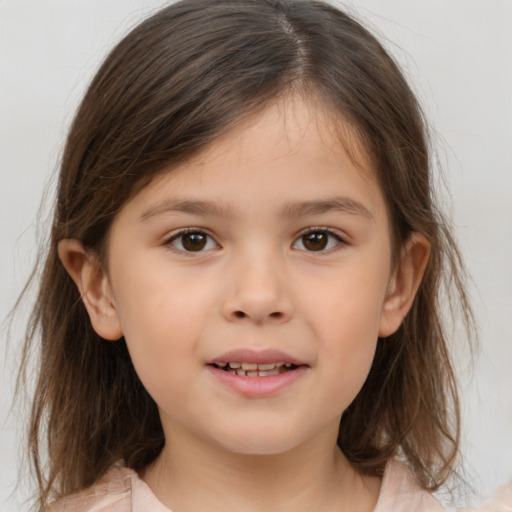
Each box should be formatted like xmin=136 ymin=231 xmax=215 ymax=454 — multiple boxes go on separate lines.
xmin=221 ymin=242 xmax=293 ymax=324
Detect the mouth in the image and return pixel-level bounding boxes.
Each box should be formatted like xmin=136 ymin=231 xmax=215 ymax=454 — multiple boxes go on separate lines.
xmin=206 ymin=350 xmax=308 ymax=396
xmin=210 ymin=361 xmax=298 ymax=378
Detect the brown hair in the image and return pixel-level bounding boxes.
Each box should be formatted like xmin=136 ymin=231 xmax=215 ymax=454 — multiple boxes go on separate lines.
xmin=19 ymin=0 xmax=475 ymax=508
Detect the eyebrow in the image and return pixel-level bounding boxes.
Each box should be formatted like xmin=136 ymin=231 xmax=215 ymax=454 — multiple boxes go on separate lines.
xmin=139 ymin=199 xmax=235 ymax=222
xmin=139 ymin=196 xmax=373 ymax=222
xmin=280 ymin=197 xmax=374 ymax=220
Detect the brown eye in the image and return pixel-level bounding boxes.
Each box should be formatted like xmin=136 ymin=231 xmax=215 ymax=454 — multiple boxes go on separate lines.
xmin=169 ymin=230 xmax=217 ymax=252
xmin=302 ymin=232 xmax=328 ymax=251
xmin=182 ymin=233 xmax=207 ymax=251
xmin=293 ymin=229 xmax=342 ymax=252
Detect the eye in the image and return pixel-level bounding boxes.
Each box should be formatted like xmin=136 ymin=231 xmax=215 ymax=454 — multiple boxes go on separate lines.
xmin=292 ymin=229 xmax=344 ymax=252
xmin=167 ymin=229 xmax=218 ymax=253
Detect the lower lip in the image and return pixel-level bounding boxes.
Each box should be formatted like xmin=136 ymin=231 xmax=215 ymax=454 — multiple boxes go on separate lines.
xmin=207 ymin=365 xmax=308 ymax=397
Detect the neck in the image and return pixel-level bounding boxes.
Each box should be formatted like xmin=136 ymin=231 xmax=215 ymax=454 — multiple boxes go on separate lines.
xmin=142 ymin=422 xmax=381 ymax=512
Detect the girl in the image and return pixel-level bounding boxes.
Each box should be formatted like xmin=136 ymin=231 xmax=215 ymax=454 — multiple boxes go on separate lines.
xmin=19 ymin=0 xmax=476 ymax=510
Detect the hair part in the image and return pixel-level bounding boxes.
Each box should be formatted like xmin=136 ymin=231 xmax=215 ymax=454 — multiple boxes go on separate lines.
xmin=18 ymin=0 xmax=475 ymax=508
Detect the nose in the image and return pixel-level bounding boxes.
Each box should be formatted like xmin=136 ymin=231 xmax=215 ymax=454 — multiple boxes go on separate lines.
xmin=221 ymin=255 xmax=294 ymax=325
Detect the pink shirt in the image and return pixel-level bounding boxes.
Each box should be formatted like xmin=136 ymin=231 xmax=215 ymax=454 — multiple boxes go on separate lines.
xmin=459 ymin=483 xmax=512 ymax=512
xmin=50 ymin=460 xmax=448 ymax=511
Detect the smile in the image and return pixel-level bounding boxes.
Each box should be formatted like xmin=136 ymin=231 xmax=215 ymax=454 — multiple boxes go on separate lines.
xmin=207 ymin=349 xmax=308 ymax=395
xmin=212 ymin=362 xmax=296 ymax=377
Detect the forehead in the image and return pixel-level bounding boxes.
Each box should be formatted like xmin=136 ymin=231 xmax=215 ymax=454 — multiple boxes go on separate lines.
xmin=207 ymin=94 xmax=370 ymax=168
xmin=122 ymin=94 xmax=386 ymax=224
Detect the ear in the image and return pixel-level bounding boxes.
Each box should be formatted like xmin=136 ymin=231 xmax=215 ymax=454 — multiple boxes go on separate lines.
xmin=378 ymin=233 xmax=431 ymax=338
xmin=58 ymin=239 xmax=123 ymax=341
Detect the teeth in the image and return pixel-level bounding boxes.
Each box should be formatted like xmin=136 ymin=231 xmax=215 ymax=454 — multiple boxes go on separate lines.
xmin=257 ymin=363 xmax=277 ymax=371
xmin=215 ymin=362 xmax=293 ymax=377
xmin=258 ymin=369 xmax=280 ymax=377
xmin=217 ymin=361 xmax=296 ymax=377
xmin=221 ymin=362 xmax=287 ymax=370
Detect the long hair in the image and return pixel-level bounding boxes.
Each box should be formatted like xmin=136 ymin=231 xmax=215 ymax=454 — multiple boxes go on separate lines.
xmin=19 ymin=0 xmax=475 ymax=508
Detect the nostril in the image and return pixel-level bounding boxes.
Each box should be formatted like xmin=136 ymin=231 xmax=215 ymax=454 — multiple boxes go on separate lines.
xmin=230 ymin=310 xmax=287 ymax=321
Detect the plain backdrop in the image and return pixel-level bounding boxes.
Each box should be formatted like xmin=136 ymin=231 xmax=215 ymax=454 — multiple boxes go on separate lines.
xmin=1 ymin=1 xmax=511 ymax=510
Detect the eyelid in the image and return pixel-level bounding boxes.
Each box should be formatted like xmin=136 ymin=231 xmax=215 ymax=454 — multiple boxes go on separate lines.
xmin=164 ymin=227 xmax=220 ymax=254
xmin=292 ymin=226 xmax=348 ymax=252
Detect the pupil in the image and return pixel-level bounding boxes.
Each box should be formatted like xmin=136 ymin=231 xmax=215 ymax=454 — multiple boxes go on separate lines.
xmin=182 ymin=233 xmax=207 ymax=251
xmin=303 ymin=232 xmax=327 ymax=251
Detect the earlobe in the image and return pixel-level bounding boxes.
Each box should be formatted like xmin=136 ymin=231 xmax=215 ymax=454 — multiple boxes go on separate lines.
xmin=57 ymin=239 xmax=123 ymax=341
xmin=378 ymin=233 xmax=431 ymax=338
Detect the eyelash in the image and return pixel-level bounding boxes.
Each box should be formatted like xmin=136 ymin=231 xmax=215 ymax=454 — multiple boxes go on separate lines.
xmin=292 ymin=227 xmax=346 ymax=253
xmin=164 ymin=227 xmax=346 ymax=254
xmin=165 ymin=228 xmax=219 ymax=254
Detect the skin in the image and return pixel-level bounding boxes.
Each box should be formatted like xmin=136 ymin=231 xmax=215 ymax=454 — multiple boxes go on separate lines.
xmin=59 ymin=95 xmax=430 ymax=512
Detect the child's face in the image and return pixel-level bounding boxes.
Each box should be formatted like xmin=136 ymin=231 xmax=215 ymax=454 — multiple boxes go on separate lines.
xmin=85 ymin=96 xmax=423 ymax=456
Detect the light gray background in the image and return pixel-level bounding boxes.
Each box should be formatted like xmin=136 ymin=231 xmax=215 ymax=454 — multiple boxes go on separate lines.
xmin=1 ymin=1 xmax=511 ymax=510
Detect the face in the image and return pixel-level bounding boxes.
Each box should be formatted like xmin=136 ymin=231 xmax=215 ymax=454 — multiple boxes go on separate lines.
xmin=81 ymin=96 xmax=413 ymax=456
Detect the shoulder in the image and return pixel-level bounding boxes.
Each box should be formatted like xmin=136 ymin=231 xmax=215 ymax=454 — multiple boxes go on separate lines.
xmin=374 ymin=460 xmax=447 ymax=512
xmin=458 ymin=482 xmax=512 ymax=512
xmin=49 ymin=463 xmax=137 ymax=512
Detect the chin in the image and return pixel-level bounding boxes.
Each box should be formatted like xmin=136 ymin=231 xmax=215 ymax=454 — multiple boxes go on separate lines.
xmin=212 ymin=429 xmax=307 ymax=457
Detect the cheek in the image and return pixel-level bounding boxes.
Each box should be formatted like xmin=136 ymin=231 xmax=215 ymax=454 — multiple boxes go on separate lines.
xmin=109 ymin=256 xmax=217 ymax=387
xmin=112 ymin=250 xmax=214 ymax=331
xmin=299 ymin=256 xmax=390 ymax=406
xmin=319 ymin=307 xmax=379 ymax=390
xmin=303 ymin=257 xmax=391 ymax=341
xmin=316 ymin=311 xmax=379 ymax=417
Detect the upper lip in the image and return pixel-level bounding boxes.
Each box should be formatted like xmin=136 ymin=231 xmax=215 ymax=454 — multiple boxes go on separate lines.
xmin=207 ymin=348 xmax=306 ymax=366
